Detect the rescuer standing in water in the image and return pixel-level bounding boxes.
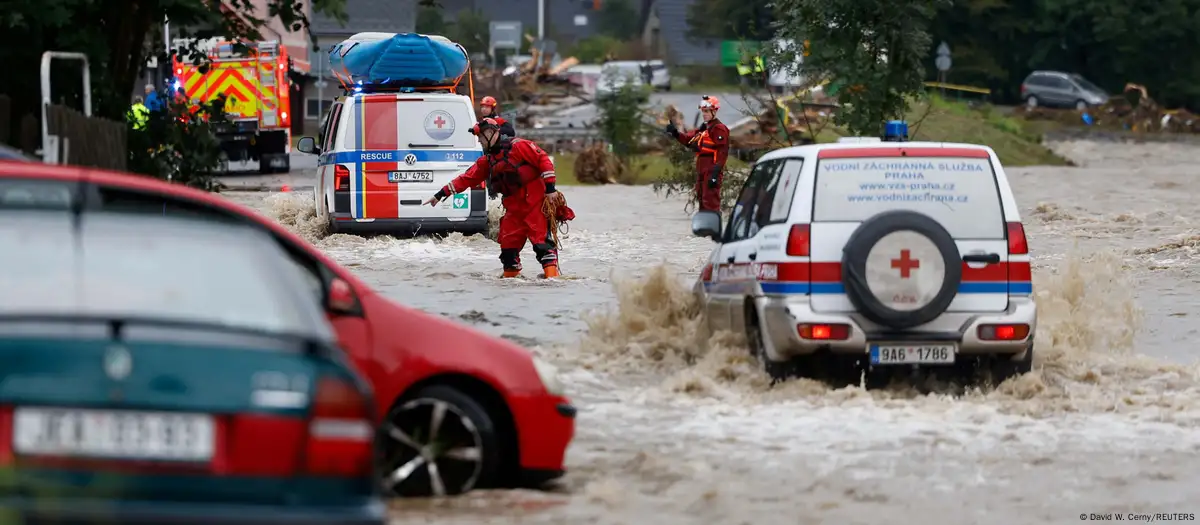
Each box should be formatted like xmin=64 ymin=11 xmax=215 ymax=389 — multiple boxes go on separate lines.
xmin=666 ymin=95 xmax=729 ymax=212
xmin=424 ymin=118 xmax=573 ymax=279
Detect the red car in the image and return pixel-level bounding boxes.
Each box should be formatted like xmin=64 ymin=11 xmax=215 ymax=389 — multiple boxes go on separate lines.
xmin=0 ymin=161 xmax=576 ymax=497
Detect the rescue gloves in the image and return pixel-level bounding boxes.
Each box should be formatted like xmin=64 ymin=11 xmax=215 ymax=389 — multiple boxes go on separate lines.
xmin=664 ymin=123 xmax=679 ymax=138
xmin=708 ymin=165 xmax=721 ymax=189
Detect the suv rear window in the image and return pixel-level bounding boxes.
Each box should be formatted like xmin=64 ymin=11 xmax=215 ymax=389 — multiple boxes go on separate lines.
xmin=812 ymin=155 xmax=1005 ymax=238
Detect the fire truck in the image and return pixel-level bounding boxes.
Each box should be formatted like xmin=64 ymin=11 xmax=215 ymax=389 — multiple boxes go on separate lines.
xmin=172 ymin=38 xmax=293 ymax=174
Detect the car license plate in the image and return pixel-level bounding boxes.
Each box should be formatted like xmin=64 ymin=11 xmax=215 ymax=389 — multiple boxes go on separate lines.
xmin=388 ymin=171 xmax=434 ymax=183
xmin=269 ymin=157 xmax=286 ymax=167
xmin=12 ymin=407 xmax=215 ymax=461
xmin=868 ymin=344 xmax=956 ymax=365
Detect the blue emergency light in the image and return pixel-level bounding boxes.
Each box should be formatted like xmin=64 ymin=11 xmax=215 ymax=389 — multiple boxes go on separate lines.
xmin=883 ymin=120 xmax=909 ymax=142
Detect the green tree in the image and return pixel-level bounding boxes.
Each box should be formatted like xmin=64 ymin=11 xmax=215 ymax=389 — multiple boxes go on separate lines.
xmin=594 ymin=73 xmax=650 ymax=174
xmin=449 ymin=9 xmax=490 ymax=56
xmin=687 ymin=0 xmax=775 ymax=40
xmin=597 ymin=0 xmax=640 ymax=40
xmin=773 ymin=0 xmax=948 ymax=136
xmin=416 ymin=5 xmax=449 ymax=35
xmin=570 ymin=36 xmax=623 ymax=64
xmin=126 ymin=96 xmax=232 ymax=189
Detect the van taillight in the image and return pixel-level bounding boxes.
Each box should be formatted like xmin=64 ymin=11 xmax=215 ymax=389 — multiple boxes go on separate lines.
xmin=304 ymin=377 xmax=374 ymax=478
xmin=1007 ymin=222 xmax=1028 ymax=255
xmin=334 ymin=165 xmax=350 ymax=191
xmin=786 ymin=224 xmax=810 ymax=256
xmin=700 ymin=263 xmax=713 ymax=281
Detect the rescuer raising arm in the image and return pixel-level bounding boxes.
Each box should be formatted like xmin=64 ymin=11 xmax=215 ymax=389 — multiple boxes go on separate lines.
xmin=479 ymin=96 xmax=516 ymax=138
xmin=665 ymin=95 xmax=729 ymax=212
xmin=423 ymin=118 xmax=572 ymax=279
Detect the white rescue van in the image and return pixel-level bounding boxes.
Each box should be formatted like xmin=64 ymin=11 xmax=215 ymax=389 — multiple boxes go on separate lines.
xmin=297 ymin=89 xmax=486 ymax=235
xmin=691 ymin=122 xmax=1036 ymax=386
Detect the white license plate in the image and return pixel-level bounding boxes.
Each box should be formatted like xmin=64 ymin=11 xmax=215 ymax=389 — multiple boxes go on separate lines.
xmin=269 ymin=157 xmax=286 ymax=167
xmin=388 ymin=171 xmax=434 ymax=183
xmin=12 ymin=408 xmax=215 ymax=461
xmin=869 ymin=344 xmax=956 ymax=365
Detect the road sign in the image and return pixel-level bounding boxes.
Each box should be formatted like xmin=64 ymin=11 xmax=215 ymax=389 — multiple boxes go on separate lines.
xmin=936 ymin=42 xmax=951 ymax=57
xmin=935 ymin=56 xmax=951 ymax=72
xmin=489 ymin=21 xmax=523 ymax=50
xmin=314 ymin=79 xmax=328 ymax=88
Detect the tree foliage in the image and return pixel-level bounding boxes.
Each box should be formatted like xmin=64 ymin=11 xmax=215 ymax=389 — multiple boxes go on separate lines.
xmin=773 ymin=0 xmax=948 ymax=136
xmin=687 ymin=0 xmax=775 ymax=40
xmin=597 ymin=0 xmax=640 ymax=41
xmin=126 ymin=97 xmax=232 ymax=190
xmin=593 ymin=74 xmax=651 ymax=178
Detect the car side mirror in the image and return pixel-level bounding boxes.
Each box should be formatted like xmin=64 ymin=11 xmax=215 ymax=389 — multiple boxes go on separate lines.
xmin=691 ymin=211 xmax=722 ymax=242
xmin=296 ymin=136 xmax=319 ymax=155
xmin=327 ymin=278 xmax=360 ymax=315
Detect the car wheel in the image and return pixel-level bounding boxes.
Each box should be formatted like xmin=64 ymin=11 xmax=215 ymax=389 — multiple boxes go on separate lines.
xmin=744 ymin=303 xmax=793 ymax=382
xmin=1025 ymin=95 xmax=1039 ymax=108
xmin=987 ymin=345 xmax=1034 ymax=385
xmin=379 ymin=385 xmax=501 ymax=497
xmin=1074 ymin=100 xmax=1088 ymax=111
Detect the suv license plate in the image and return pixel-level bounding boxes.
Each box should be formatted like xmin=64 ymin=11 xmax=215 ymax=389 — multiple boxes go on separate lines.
xmin=869 ymin=344 xmax=956 ymax=365
xmin=388 ymin=171 xmax=434 ymax=183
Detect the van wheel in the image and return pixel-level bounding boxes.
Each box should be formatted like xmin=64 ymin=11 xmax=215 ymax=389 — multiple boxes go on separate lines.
xmin=744 ymin=303 xmax=793 ymax=382
xmin=987 ymin=345 xmax=1034 ymax=385
xmin=320 ymin=197 xmax=338 ymax=234
xmin=1025 ymin=95 xmax=1039 ymax=108
xmin=1074 ymin=100 xmax=1088 ymax=111
xmin=379 ymin=385 xmax=500 ymax=497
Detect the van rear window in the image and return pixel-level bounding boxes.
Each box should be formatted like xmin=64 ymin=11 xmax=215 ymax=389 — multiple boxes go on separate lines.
xmin=812 ymin=156 xmax=1005 ymax=238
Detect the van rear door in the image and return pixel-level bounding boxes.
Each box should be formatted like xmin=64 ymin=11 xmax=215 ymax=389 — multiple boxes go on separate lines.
xmin=808 ymin=147 xmax=1011 ymax=313
xmin=343 ymin=94 xmax=482 ymax=220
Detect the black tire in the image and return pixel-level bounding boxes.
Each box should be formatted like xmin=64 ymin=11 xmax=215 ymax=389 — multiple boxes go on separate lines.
xmin=988 ymin=345 xmax=1034 ymax=385
xmin=841 ymin=210 xmax=962 ymax=329
xmin=745 ymin=303 xmax=793 ymax=382
xmin=379 ymin=385 xmax=501 ymax=497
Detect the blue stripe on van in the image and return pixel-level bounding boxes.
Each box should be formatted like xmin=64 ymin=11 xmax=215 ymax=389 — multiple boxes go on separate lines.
xmin=704 ymin=281 xmax=1031 ymax=295
xmin=318 ymin=150 xmax=483 ymax=166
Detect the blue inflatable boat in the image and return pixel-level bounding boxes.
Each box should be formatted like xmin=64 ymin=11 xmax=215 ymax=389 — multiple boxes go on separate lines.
xmin=329 ymin=32 xmax=470 ymax=87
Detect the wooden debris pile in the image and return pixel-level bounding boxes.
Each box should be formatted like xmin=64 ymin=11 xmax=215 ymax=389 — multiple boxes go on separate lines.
xmin=1013 ymin=83 xmax=1200 ymax=133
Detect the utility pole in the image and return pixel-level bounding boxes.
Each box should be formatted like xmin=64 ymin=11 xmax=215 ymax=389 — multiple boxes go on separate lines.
xmin=537 ymin=0 xmax=545 ymax=39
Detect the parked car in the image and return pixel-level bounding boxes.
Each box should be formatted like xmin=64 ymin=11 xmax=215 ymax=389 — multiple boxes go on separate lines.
xmin=595 ymin=61 xmax=652 ymax=101
xmin=0 ymin=161 xmax=576 ymax=498
xmin=0 ymin=204 xmax=384 ymax=523
xmin=690 ymin=126 xmax=1035 ymax=387
xmin=0 ymin=143 xmax=34 ymax=161
xmin=1021 ymin=70 xmax=1109 ymax=110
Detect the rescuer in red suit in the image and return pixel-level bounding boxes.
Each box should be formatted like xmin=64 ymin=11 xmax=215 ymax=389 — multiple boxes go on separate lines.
xmin=665 ymin=95 xmax=729 ymax=212
xmin=424 ymin=118 xmax=566 ymax=279
xmin=479 ymin=96 xmax=516 ymax=137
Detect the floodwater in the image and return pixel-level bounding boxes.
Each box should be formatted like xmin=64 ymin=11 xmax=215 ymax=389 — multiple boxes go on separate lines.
xmin=225 ymin=139 xmax=1200 ymax=524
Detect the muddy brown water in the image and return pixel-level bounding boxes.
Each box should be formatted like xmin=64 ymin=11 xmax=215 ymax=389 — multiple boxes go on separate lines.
xmin=225 ymin=139 xmax=1200 ymax=524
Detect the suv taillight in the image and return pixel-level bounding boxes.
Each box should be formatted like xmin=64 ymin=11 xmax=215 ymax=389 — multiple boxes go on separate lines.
xmin=1020 ymin=84 xmax=1027 ymax=95
xmin=1006 ymin=222 xmax=1028 ymax=255
xmin=334 ymin=165 xmax=350 ymax=191
xmin=304 ymin=376 xmax=374 ymax=478
xmin=786 ymin=224 xmax=810 ymax=256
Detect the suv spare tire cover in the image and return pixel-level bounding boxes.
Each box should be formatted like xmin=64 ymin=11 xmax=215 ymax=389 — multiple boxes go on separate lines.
xmin=841 ymin=210 xmax=962 ymax=329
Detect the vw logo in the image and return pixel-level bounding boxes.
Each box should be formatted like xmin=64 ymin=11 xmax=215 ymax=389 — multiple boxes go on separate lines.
xmin=404 ymin=154 xmax=417 ymax=165
xmin=104 ymin=345 xmax=132 ymax=381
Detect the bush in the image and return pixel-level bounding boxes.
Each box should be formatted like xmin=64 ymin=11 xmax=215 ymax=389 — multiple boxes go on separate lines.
xmin=126 ymin=95 xmax=230 ymax=190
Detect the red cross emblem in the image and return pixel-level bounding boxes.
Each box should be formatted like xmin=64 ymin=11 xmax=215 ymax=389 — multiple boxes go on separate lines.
xmin=434 ymin=116 xmax=446 ymax=128
xmin=890 ymin=249 xmax=920 ymax=278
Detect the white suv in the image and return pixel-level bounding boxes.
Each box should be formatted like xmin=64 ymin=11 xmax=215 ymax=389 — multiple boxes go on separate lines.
xmin=691 ymin=129 xmax=1036 ymax=386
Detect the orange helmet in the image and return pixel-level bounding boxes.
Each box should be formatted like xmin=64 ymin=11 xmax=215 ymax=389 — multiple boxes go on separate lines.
xmin=481 ymin=96 xmax=498 ymax=107
xmin=470 ymin=117 xmax=501 ymax=135
xmin=699 ymin=95 xmax=720 ymax=111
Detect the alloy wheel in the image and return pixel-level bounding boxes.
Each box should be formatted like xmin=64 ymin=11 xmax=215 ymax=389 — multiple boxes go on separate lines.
xmin=380 ymin=398 xmax=485 ymax=496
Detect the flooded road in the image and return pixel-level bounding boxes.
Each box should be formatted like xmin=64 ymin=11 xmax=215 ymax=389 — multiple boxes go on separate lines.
xmin=226 ymin=138 xmax=1200 ymax=524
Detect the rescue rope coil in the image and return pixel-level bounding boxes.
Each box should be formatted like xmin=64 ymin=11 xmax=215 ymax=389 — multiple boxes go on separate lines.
xmin=542 ymin=193 xmax=569 ymax=250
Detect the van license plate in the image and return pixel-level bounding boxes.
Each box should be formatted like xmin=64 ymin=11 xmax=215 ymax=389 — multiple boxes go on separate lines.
xmin=388 ymin=171 xmax=434 ymax=183
xmin=869 ymin=344 xmax=956 ymax=365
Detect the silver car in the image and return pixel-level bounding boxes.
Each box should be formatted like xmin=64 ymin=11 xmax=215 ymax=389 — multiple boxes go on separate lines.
xmin=1021 ymin=70 xmax=1108 ymax=110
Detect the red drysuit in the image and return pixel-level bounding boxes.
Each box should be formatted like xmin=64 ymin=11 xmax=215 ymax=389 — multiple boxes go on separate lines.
xmin=675 ymin=118 xmax=730 ymax=212
xmin=437 ymin=138 xmax=560 ymax=272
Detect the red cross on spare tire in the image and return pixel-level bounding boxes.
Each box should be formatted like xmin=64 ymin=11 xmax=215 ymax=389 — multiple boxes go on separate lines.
xmin=840 ymin=210 xmax=963 ymax=329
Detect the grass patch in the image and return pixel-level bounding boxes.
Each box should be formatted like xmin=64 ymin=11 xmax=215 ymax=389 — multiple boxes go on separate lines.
xmin=900 ymin=96 xmax=1067 ymax=166
xmin=552 ymin=152 xmax=749 ymax=185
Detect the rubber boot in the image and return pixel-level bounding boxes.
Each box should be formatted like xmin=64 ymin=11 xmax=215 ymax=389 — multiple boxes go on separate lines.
xmin=541 ymin=264 xmax=560 ymax=279
xmin=502 ymin=268 xmax=522 ymax=278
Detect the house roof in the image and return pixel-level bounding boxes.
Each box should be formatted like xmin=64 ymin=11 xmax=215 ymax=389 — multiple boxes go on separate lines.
xmin=310 ymin=0 xmax=417 ymax=35
xmin=651 ymin=0 xmax=719 ymax=66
